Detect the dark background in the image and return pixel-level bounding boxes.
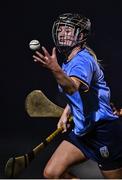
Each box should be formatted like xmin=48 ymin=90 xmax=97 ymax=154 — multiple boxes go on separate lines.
xmin=0 ymin=0 xmax=122 ymax=178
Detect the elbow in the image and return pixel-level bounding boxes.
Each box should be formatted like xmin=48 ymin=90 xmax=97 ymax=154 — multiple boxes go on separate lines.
xmin=64 ymin=86 xmax=78 ymax=95
xmin=61 ymin=79 xmax=79 ymax=95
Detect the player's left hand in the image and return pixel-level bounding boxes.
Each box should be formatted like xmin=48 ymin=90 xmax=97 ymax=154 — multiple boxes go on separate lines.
xmin=33 ymin=46 xmax=60 ymax=71
xmin=115 ymin=109 xmax=122 ymax=116
xmin=110 ymin=103 xmax=122 ymax=116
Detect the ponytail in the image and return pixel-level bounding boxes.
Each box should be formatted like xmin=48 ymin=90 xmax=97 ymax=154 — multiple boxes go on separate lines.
xmin=84 ymin=45 xmax=102 ymax=67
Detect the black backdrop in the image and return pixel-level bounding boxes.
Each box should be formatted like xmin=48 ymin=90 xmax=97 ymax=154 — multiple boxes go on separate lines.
xmin=0 ymin=0 xmax=122 ymax=178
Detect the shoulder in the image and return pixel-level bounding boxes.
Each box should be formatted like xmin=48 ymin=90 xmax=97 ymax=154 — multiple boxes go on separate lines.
xmin=78 ymin=48 xmax=95 ymax=62
xmin=72 ymin=49 xmax=95 ymax=70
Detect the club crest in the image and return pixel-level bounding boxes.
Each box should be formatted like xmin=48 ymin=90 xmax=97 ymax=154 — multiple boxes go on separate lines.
xmin=99 ymin=146 xmax=109 ymax=158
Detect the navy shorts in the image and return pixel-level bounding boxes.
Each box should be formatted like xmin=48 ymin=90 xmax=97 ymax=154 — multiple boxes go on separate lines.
xmin=65 ymin=118 xmax=122 ymax=170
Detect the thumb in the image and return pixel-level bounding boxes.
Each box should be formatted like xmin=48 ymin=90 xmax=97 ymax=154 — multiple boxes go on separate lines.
xmin=52 ymin=47 xmax=56 ymax=56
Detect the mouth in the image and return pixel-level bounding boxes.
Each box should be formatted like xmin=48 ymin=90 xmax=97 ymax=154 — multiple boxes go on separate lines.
xmin=59 ymin=38 xmax=72 ymax=42
xmin=58 ymin=36 xmax=74 ymax=46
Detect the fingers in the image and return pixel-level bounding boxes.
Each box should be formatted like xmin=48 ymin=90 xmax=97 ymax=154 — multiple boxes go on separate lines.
xmin=32 ymin=46 xmax=57 ymax=70
xmin=33 ymin=47 xmax=56 ymax=62
xmin=33 ymin=49 xmax=49 ymax=65
xmin=120 ymin=109 xmax=122 ymax=116
xmin=35 ymin=46 xmax=52 ymax=62
xmin=62 ymin=122 xmax=67 ymax=133
xmin=32 ymin=46 xmax=51 ymax=64
xmin=42 ymin=46 xmax=51 ymax=58
xmin=57 ymin=121 xmax=62 ymax=129
xmin=57 ymin=120 xmax=69 ymax=133
xmin=33 ymin=54 xmax=46 ymax=65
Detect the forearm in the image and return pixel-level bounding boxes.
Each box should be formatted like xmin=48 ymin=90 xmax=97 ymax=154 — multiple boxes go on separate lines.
xmin=52 ymin=66 xmax=77 ymax=94
xmin=63 ymin=104 xmax=71 ymax=117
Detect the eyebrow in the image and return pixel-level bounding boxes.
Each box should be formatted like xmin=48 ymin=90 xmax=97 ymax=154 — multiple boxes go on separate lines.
xmin=59 ymin=26 xmax=73 ymax=30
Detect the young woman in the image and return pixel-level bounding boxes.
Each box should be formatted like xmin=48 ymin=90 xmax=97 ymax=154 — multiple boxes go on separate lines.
xmin=33 ymin=13 xmax=122 ymax=179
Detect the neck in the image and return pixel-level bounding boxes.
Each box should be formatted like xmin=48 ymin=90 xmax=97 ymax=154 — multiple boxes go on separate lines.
xmin=67 ymin=46 xmax=81 ymax=61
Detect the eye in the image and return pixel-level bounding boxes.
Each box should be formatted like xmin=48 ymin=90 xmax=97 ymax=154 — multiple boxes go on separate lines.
xmin=57 ymin=26 xmax=63 ymax=33
xmin=65 ymin=27 xmax=73 ymax=33
xmin=65 ymin=29 xmax=70 ymax=33
xmin=57 ymin=28 xmax=62 ymax=32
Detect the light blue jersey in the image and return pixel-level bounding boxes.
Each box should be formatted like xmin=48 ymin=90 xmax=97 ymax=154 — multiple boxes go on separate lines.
xmin=59 ymin=48 xmax=118 ymax=136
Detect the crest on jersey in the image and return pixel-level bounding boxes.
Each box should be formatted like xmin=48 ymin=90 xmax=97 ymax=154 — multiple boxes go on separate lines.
xmin=99 ymin=146 xmax=109 ymax=158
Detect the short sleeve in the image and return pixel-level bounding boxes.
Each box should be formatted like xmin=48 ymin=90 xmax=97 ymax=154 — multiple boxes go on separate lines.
xmin=69 ymin=58 xmax=94 ymax=92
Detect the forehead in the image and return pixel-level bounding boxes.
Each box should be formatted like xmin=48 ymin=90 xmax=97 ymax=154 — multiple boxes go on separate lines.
xmin=58 ymin=24 xmax=74 ymax=30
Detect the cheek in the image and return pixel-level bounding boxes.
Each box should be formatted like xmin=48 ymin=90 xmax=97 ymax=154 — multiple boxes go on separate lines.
xmin=57 ymin=33 xmax=61 ymax=40
xmin=69 ymin=32 xmax=74 ymax=36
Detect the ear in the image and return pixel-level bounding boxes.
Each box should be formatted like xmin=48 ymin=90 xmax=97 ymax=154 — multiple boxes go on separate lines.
xmin=79 ymin=33 xmax=84 ymax=40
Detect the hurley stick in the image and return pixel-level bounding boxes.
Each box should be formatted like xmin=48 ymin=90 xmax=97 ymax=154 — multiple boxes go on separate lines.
xmin=4 ymin=116 xmax=72 ymax=178
xmin=25 ymin=90 xmax=64 ymax=117
xmin=5 ymin=89 xmax=72 ymax=178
